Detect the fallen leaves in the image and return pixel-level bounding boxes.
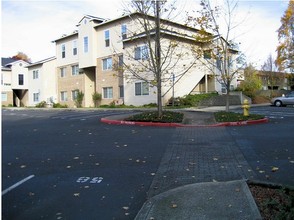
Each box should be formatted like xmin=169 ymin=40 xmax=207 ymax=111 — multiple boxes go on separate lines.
xmin=271 ymin=167 xmax=279 ymax=172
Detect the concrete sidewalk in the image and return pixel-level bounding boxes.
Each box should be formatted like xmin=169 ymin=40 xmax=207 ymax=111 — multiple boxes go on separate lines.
xmin=135 ymin=180 xmax=261 ymax=220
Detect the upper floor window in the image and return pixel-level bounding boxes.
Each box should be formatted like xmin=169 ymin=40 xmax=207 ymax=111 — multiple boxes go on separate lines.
xmin=18 ymin=74 xmax=24 ymax=85
xmin=105 ymin=30 xmax=110 ymax=47
xmin=61 ymin=44 xmax=66 ymax=58
xmin=102 ymin=57 xmax=112 ymax=71
xmin=135 ymin=45 xmax=149 ymax=60
xmin=33 ymin=70 xmax=39 ymax=79
xmin=73 ymin=40 xmax=77 ymax=55
xmin=60 ymin=67 xmax=66 ymax=77
xmin=118 ymin=55 xmax=123 ymax=67
xmin=135 ymin=82 xmax=149 ymax=96
xmin=72 ymin=65 xmax=79 ymax=76
xmin=204 ymin=50 xmax=212 ymax=60
xmin=83 ymin=37 xmax=88 ymax=53
xmin=121 ymin=24 xmax=127 ymax=40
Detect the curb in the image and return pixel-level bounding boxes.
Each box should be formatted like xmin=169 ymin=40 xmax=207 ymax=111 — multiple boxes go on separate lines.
xmin=100 ymin=117 xmax=269 ymax=127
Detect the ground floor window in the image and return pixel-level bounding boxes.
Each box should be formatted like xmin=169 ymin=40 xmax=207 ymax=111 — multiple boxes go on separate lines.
xmin=60 ymin=91 xmax=68 ymax=101
xmin=103 ymin=87 xmax=113 ymax=99
xmin=72 ymin=90 xmax=79 ymax=101
xmin=33 ymin=93 xmax=40 ymax=102
xmin=119 ymin=86 xmax=124 ymax=98
xmin=2 ymin=92 xmax=7 ymax=101
xmin=135 ymin=82 xmax=149 ymax=96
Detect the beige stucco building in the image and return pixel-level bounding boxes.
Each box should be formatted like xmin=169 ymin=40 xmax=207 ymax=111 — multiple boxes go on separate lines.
xmin=51 ymin=13 xmax=239 ymax=107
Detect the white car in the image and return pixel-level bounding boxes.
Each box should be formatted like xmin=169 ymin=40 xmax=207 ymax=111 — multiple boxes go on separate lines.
xmin=271 ymin=91 xmax=294 ymax=107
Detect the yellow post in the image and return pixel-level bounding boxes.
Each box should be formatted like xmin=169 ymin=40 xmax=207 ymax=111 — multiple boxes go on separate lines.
xmin=242 ymin=99 xmax=250 ymax=116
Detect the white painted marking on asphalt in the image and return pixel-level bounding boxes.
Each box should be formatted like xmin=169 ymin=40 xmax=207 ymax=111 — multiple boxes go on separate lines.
xmin=76 ymin=177 xmax=103 ymax=183
xmin=2 ymin=175 xmax=35 ymax=196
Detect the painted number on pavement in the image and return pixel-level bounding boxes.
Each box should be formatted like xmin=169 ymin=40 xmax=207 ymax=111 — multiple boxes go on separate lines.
xmin=76 ymin=177 xmax=103 ymax=183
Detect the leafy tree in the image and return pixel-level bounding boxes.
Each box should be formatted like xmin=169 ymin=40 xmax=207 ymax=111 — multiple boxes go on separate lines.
xmin=12 ymin=52 xmax=31 ymax=63
xmin=276 ymin=0 xmax=294 ymax=73
xmin=187 ymin=0 xmax=246 ymax=112
xmin=238 ymin=64 xmax=262 ymax=99
xmin=118 ymin=0 xmax=197 ymax=117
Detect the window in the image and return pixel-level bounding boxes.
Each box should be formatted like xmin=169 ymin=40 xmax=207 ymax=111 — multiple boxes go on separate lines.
xmin=135 ymin=82 xmax=149 ymax=96
xmin=72 ymin=65 xmax=79 ymax=76
xmin=60 ymin=67 xmax=66 ymax=77
xmin=72 ymin=90 xmax=79 ymax=101
xmin=83 ymin=37 xmax=88 ymax=53
xmin=135 ymin=45 xmax=149 ymax=60
xmin=216 ymin=58 xmax=222 ymax=71
xmin=1 ymin=73 xmax=3 ymax=85
xmin=103 ymin=87 xmax=113 ymax=99
xmin=73 ymin=40 xmax=77 ymax=55
xmin=2 ymin=93 xmax=7 ymax=101
xmin=61 ymin=44 xmax=66 ymax=58
xmin=119 ymin=86 xmax=124 ymax=98
xmin=121 ymin=24 xmax=127 ymax=40
xmin=102 ymin=58 xmax=112 ymax=70
xmin=33 ymin=93 xmax=39 ymax=102
xmin=105 ymin=30 xmax=110 ymax=47
xmin=18 ymin=74 xmax=24 ymax=85
xmin=204 ymin=50 xmax=212 ymax=59
xmin=60 ymin=91 xmax=68 ymax=101
xmin=33 ymin=70 xmax=39 ymax=79
xmin=118 ymin=55 xmax=123 ymax=67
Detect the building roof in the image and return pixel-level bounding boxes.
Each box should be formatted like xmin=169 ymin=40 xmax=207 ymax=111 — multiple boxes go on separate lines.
xmin=26 ymin=56 xmax=56 ymax=68
xmin=1 ymin=57 xmax=19 ymax=67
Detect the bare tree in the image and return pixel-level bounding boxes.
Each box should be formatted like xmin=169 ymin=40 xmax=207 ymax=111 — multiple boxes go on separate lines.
xmin=187 ymin=0 xmax=246 ymax=112
xmin=115 ymin=0 xmax=197 ymax=117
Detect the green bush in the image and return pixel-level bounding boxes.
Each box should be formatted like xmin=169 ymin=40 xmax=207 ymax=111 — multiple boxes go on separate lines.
xmin=178 ymin=93 xmax=218 ymax=107
xmin=75 ymin=90 xmax=84 ymax=108
xmin=35 ymin=101 xmax=47 ymax=108
xmin=214 ymin=111 xmax=264 ymax=122
xmin=126 ymin=111 xmax=184 ymax=123
xmin=53 ymin=103 xmax=68 ymax=108
xmin=92 ymin=92 xmax=102 ymax=107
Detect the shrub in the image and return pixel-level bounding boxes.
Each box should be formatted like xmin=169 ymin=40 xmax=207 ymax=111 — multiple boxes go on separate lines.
xmin=92 ymin=92 xmax=102 ymax=107
xmin=126 ymin=111 xmax=184 ymax=123
xmin=75 ymin=90 xmax=84 ymax=108
xmin=53 ymin=103 xmax=68 ymax=108
xmin=178 ymin=93 xmax=218 ymax=107
xmin=35 ymin=101 xmax=47 ymax=108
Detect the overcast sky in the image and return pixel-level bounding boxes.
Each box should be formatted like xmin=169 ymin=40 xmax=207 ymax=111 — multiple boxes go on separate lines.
xmin=1 ymin=0 xmax=289 ymax=69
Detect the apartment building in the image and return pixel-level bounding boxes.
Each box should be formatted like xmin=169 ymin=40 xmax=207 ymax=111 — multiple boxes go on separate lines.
xmin=26 ymin=57 xmax=57 ymax=106
xmin=1 ymin=58 xmax=30 ymax=106
xmin=52 ymin=12 xmax=239 ymax=107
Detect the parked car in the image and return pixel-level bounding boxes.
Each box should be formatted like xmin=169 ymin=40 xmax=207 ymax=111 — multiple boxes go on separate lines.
xmin=271 ymin=91 xmax=294 ymax=107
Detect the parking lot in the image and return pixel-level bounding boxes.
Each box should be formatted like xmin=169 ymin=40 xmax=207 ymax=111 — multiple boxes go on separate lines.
xmin=2 ymin=106 xmax=294 ymax=219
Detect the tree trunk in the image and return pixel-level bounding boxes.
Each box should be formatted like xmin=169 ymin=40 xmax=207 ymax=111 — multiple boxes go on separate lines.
xmin=155 ymin=0 xmax=163 ymax=118
xmin=226 ymin=88 xmax=230 ymax=112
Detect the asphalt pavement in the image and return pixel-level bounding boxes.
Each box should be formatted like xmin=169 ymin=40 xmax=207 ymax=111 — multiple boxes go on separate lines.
xmin=2 ymin=105 xmax=293 ymax=219
xmin=101 ymin=104 xmax=293 ymax=220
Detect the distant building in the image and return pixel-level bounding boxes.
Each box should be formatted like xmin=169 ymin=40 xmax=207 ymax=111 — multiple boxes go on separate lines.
xmin=2 ymin=13 xmax=240 ymax=108
xmin=52 ymin=13 xmax=239 ymax=107
xmin=26 ymin=57 xmax=57 ymax=106
xmin=1 ymin=58 xmax=30 ymax=106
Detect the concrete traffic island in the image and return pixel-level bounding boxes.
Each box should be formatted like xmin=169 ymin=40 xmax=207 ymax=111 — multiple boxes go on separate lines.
xmin=100 ymin=110 xmax=269 ymax=127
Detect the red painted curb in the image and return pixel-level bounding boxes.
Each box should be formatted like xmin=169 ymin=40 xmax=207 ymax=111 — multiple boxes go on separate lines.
xmin=100 ymin=117 xmax=269 ymax=127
